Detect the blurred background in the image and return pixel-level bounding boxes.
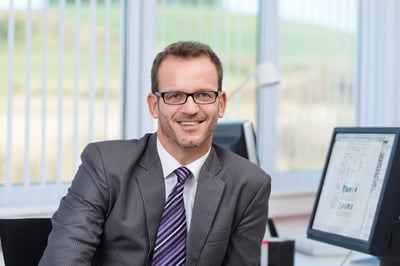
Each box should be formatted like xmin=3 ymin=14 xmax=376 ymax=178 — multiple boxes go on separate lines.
xmin=1 ymin=0 xmax=399 ymax=217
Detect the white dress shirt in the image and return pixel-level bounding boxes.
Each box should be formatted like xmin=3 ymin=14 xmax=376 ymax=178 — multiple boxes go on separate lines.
xmin=156 ymin=137 xmax=210 ymax=230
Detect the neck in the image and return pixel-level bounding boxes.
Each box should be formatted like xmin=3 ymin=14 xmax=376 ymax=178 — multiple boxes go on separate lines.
xmin=158 ymin=137 xmax=210 ymax=165
xmin=174 ymin=147 xmax=209 ymax=165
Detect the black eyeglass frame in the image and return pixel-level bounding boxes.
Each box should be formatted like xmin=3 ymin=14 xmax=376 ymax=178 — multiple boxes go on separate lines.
xmin=154 ymin=90 xmax=220 ymax=105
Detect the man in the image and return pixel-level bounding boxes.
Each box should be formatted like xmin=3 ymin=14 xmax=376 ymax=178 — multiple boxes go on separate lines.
xmin=40 ymin=41 xmax=271 ymax=265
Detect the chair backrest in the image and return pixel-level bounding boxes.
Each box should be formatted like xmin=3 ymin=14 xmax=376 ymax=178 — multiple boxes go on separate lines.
xmin=0 ymin=218 xmax=52 ymax=266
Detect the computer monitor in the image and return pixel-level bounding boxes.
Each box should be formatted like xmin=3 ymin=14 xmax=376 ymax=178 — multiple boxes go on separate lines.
xmin=212 ymin=120 xmax=258 ymax=165
xmin=307 ymin=127 xmax=400 ymax=266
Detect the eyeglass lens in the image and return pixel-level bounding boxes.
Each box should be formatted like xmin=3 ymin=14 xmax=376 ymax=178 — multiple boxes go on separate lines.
xmin=161 ymin=91 xmax=218 ymax=105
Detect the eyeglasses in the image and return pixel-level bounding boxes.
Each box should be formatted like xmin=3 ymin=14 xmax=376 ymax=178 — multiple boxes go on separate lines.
xmin=154 ymin=90 xmax=220 ymax=105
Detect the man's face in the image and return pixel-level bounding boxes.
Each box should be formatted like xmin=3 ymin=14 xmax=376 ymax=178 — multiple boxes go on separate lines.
xmin=147 ymin=55 xmax=226 ymax=156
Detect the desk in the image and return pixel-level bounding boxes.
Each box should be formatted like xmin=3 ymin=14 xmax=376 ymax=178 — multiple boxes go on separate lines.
xmin=295 ymin=251 xmax=378 ymax=266
xmin=267 ymin=216 xmax=379 ymax=266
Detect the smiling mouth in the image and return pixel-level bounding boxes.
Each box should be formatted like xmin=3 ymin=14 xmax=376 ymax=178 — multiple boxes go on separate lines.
xmin=179 ymin=121 xmax=200 ymax=126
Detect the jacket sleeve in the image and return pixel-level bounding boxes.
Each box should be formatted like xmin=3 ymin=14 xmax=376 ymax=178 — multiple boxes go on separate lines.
xmin=222 ymin=174 xmax=271 ymax=266
xmin=39 ymin=143 xmax=109 ymax=266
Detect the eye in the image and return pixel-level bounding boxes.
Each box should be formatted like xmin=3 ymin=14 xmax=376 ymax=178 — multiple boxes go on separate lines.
xmin=165 ymin=92 xmax=184 ymax=100
xmin=196 ymin=91 xmax=213 ymax=99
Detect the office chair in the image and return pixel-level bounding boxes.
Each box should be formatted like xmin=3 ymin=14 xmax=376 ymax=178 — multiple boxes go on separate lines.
xmin=0 ymin=218 xmax=52 ymax=266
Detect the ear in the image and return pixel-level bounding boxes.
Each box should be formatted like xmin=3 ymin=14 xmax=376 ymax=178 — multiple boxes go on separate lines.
xmin=217 ymin=91 xmax=227 ymax=118
xmin=147 ymin=92 xmax=159 ymax=119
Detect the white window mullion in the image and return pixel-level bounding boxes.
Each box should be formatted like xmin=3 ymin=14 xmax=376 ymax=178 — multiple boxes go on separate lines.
xmin=119 ymin=0 xmax=125 ymax=137
xmin=40 ymin=0 xmax=48 ymax=191
xmin=357 ymin=0 xmax=400 ymax=126
xmin=5 ymin=0 xmax=15 ymax=203
xmin=396 ymin=1 xmax=400 ymax=125
xmin=257 ymin=0 xmax=279 ymax=178
xmin=56 ymin=0 xmax=66 ymax=184
xmin=24 ymin=0 xmax=33 ymax=189
xmin=72 ymin=0 xmax=81 ymax=173
xmin=382 ymin=0 xmax=397 ymax=125
xmin=122 ymin=0 xmax=154 ymax=139
xmin=88 ymin=0 xmax=97 ymax=142
xmin=103 ymin=0 xmax=111 ymax=139
xmin=40 ymin=0 xmax=49 ymax=187
xmin=358 ymin=0 xmax=376 ymax=125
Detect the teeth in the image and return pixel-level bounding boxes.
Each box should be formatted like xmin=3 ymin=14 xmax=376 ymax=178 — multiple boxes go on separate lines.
xmin=180 ymin=121 xmax=198 ymax=126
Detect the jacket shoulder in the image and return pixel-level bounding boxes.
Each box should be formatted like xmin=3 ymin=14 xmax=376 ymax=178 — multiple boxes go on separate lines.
xmin=212 ymin=144 xmax=270 ymax=180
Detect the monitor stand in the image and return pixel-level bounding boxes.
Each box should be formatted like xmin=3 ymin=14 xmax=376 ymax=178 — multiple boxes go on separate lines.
xmin=379 ymin=220 xmax=400 ymax=266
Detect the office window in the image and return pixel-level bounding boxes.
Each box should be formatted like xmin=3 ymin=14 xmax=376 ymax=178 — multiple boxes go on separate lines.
xmin=0 ymin=0 xmax=122 ymax=206
xmin=1 ymin=0 xmax=365 ymax=211
xmin=1 ymin=0 xmax=261 ymax=208
xmin=270 ymin=0 xmax=358 ymax=189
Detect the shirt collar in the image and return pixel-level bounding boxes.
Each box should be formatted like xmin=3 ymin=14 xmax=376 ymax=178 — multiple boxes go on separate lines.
xmin=156 ymin=137 xmax=210 ymax=179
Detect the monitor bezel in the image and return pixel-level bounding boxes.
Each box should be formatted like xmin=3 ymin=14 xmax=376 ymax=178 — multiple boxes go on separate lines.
xmin=212 ymin=120 xmax=259 ymax=165
xmin=307 ymin=127 xmax=400 ymax=257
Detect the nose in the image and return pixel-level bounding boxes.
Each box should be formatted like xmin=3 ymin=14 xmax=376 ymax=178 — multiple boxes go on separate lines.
xmin=181 ymin=95 xmax=199 ymax=113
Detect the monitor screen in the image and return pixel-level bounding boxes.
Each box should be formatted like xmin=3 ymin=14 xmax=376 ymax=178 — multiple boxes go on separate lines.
xmin=212 ymin=120 xmax=258 ymax=165
xmin=307 ymin=127 xmax=400 ymax=264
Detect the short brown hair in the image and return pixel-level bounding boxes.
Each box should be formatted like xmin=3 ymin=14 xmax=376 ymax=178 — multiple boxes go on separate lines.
xmin=151 ymin=41 xmax=223 ymax=93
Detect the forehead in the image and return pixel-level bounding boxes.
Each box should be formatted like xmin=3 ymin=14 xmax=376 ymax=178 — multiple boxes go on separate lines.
xmin=157 ymin=55 xmax=218 ymax=89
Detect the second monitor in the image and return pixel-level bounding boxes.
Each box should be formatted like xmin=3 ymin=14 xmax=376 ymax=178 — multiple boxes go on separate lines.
xmin=307 ymin=127 xmax=400 ymax=266
xmin=212 ymin=120 xmax=258 ymax=165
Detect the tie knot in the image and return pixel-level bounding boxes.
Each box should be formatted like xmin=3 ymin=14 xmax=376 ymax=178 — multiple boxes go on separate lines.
xmin=174 ymin=166 xmax=191 ymax=184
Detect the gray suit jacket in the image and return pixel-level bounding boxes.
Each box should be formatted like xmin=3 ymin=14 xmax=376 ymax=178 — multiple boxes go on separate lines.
xmin=40 ymin=133 xmax=271 ymax=266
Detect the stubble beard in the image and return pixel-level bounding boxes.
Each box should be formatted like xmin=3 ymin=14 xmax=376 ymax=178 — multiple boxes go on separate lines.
xmin=158 ymin=113 xmax=218 ymax=150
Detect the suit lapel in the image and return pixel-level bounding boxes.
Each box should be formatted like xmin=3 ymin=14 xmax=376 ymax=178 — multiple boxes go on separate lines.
xmin=187 ymin=149 xmax=225 ymax=261
xmin=135 ymin=134 xmax=166 ymax=253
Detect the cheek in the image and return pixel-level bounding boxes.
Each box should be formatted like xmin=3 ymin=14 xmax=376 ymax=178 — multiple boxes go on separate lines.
xmin=156 ymin=104 xmax=175 ymax=121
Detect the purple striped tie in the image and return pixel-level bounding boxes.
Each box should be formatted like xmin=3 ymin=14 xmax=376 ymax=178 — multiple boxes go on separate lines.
xmin=152 ymin=166 xmax=191 ymax=266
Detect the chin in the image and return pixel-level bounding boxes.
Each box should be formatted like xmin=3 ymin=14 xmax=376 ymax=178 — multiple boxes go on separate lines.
xmin=177 ymin=138 xmax=203 ymax=149
xmin=179 ymin=141 xmax=201 ymax=149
